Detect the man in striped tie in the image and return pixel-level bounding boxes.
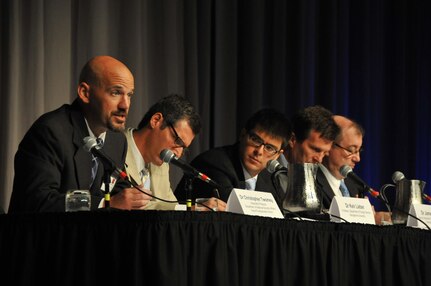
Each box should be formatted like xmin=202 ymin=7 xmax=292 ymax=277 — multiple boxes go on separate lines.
xmin=316 ymin=115 xmax=365 ymax=209
xmin=316 ymin=115 xmax=392 ymax=224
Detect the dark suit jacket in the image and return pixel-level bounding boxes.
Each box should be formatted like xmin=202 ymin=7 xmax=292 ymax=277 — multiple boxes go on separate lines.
xmin=316 ymin=166 xmax=365 ymax=209
xmin=8 ymin=99 xmax=128 ymax=213
xmin=174 ymin=143 xmax=282 ymax=205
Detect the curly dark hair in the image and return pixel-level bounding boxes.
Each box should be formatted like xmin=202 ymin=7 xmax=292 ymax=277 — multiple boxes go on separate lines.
xmin=137 ymin=94 xmax=201 ymax=135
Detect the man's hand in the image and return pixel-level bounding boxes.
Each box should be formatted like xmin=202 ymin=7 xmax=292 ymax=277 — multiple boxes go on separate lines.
xmin=110 ymin=186 xmax=153 ymax=210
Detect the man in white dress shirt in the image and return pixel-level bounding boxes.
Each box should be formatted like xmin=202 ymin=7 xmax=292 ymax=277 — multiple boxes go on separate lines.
xmin=316 ymin=115 xmax=365 ymax=209
xmin=124 ymin=94 xmax=206 ymax=210
xmin=316 ymin=115 xmax=391 ymax=224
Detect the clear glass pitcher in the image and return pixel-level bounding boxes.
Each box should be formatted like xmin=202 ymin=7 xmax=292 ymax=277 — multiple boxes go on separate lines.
xmin=282 ymin=163 xmax=320 ymax=213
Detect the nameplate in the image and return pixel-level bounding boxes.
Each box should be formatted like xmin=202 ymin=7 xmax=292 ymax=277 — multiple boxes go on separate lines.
xmin=406 ymin=204 xmax=431 ymax=229
xmin=226 ymin=188 xmax=284 ymax=219
xmin=329 ymin=196 xmax=375 ymax=224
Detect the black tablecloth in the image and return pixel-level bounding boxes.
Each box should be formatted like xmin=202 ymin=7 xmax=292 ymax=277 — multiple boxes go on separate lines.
xmin=1 ymin=210 xmax=430 ymax=286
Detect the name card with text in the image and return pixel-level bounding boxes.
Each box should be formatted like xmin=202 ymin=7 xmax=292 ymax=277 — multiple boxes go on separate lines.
xmin=329 ymin=196 xmax=375 ymax=225
xmin=406 ymin=204 xmax=431 ymax=229
xmin=226 ymin=188 xmax=284 ymax=219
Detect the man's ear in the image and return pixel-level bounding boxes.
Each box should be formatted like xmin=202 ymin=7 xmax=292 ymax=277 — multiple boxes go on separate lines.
xmin=77 ymin=82 xmax=91 ymax=103
xmin=288 ymin=133 xmax=296 ymax=149
xmin=150 ymin=112 xmax=163 ymax=129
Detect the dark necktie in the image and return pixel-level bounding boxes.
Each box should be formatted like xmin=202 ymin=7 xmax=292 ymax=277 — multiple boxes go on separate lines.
xmin=90 ymin=138 xmax=104 ymax=187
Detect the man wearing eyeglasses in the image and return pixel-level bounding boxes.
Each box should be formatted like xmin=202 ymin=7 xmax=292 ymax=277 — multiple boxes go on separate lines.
xmin=174 ymin=108 xmax=292 ymax=207
xmin=123 ymin=94 xmax=202 ymax=210
xmin=316 ymin=115 xmax=365 ymax=209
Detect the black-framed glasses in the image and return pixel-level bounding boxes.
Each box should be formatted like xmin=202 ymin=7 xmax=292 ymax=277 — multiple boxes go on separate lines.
xmin=168 ymin=122 xmax=186 ymax=148
xmin=247 ymin=132 xmax=281 ymax=156
xmin=333 ymin=142 xmax=364 ymax=157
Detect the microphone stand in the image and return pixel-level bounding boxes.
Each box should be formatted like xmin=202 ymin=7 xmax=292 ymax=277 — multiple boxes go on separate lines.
xmin=270 ymin=170 xmax=288 ymax=211
xmin=184 ymin=175 xmax=193 ymax=211
xmin=100 ymin=160 xmax=116 ymax=209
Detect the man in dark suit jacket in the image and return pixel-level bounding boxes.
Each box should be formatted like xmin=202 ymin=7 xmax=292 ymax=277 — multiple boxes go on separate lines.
xmin=315 ymin=115 xmax=365 ymax=210
xmin=175 ymin=108 xmax=292 ymax=208
xmin=316 ymin=168 xmax=364 ymax=210
xmin=8 ymin=56 xmax=152 ymax=213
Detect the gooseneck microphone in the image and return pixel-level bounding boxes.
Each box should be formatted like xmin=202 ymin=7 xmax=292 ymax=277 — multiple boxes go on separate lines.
xmin=340 ymin=165 xmax=430 ymax=229
xmin=83 ymin=137 xmax=179 ymax=206
xmin=392 ymin=171 xmax=406 ymax=183
xmin=266 ymin=160 xmax=288 ymax=174
xmin=392 ymin=171 xmax=431 ymax=203
xmin=160 ymin=149 xmax=223 ymax=194
xmin=83 ymin=136 xmax=129 ymax=208
xmin=339 ymin=165 xmax=379 ymax=198
xmin=83 ymin=136 xmax=128 ymax=180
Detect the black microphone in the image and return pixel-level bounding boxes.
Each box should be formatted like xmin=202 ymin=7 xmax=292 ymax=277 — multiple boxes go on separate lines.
xmin=339 ymin=165 xmax=380 ymax=198
xmin=83 ymin=136 xmax=128 ymax=180
xmin=341 ymin=166 xmax=431 ymax=229
xmin=266 ymin=159 xmax=288 ymax=174
xmin=160 ymin=149 xmax=223 ymax=193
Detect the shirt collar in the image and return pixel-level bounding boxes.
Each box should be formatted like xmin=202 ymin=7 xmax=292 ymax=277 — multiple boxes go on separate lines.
xmin=128 ymin=128 xmax=146 ymax=173
xmin=84 ymin=118 xmax=106 ymax=142
xmin=240 ymin=162 xmax=258 ymax=181
xmin=319 ymin=164 xmax=344 ymax=197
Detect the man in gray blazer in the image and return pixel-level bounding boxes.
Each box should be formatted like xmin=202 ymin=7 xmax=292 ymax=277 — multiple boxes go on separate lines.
xmin=124 ymin=94 xmax=204 ymax=210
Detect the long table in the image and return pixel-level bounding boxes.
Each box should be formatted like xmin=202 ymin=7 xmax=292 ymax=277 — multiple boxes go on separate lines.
xmin=1 ymin=210 xmax=430 ymax=286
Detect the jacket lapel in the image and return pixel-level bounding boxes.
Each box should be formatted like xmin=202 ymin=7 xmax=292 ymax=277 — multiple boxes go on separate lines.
xmin=69 ymin=102 xmax=93 ymax=190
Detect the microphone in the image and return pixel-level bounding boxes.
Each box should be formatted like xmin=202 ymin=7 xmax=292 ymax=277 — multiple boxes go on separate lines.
xmin=160 ymin=149 xmax=223 ymax=193
xmin=339 ymin=165 xmax=380 ymax=198
xmin=341 ymin=166 xmax=431 ymax=229
xmin=83 ymin=136 xmax=128 ymax=180
xmin=266 ymin=159 xmax=288 ymax=174
xmin=392 ymin=171 xmax=405 ymax=183
xmin=392 ymin=171 xmax=431 ymax=203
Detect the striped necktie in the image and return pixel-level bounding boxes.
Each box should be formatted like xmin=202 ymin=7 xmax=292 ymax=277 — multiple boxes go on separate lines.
xmin=89 ymin=138 xmax=104 ymax=187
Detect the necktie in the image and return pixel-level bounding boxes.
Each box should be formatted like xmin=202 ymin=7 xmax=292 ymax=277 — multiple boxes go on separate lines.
xmin=140 ymin=168 xmax=151 ymax=189
xmin=89 ymin=138 xmax=104 ymax=187
xmin=96 ymin=137 xmax=104 ymax=148
xmin=340 ymin=180 xmax=350 ymax=197
xmin=245 ymin=178 xmax=256 ymax=190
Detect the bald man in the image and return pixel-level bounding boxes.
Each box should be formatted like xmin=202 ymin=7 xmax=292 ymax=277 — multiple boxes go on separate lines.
xmin=316 ymin=115 xmax=365 ymax=209
xmin=9 ymin=56 xmax=152 ymax=213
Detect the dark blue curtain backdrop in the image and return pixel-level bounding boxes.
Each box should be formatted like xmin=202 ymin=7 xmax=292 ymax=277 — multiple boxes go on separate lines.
xmin=222 ymin=0 xmax=430 ymax=209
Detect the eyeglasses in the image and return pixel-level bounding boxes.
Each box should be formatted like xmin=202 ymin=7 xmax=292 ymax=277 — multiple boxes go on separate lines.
xmin=333 ymin=142 xmax=364 ymax=157
xmin=168 ymin=122 xmax=186 ymax=149
xmin=247 ymin=132 xmax=281 ymax=156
